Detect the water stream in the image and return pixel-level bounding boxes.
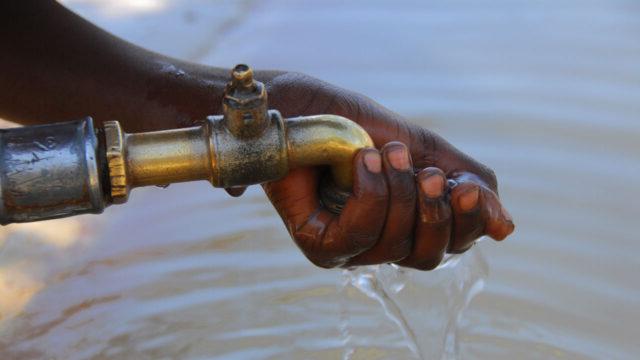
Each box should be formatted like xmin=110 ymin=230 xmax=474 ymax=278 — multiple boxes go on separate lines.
xmin=1 ymin=0 xmax=639 ymax=359
xmin=340 ymin=266 xmax=422 ymax=359
xmin=338 ymin=249 xmax=489 ymax=360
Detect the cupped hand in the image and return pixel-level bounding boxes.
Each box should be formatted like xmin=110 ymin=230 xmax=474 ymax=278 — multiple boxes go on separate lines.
xmin=232 ymin=72 xmax=515 ymax=270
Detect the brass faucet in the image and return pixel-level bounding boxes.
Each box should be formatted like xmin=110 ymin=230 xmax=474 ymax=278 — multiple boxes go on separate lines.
xmin=0 ymin=64 xmax=373 ymax=224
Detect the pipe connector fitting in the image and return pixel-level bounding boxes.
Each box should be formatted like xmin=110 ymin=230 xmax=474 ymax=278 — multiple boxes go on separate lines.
xmin=208 ymin=110 xmax=289 ymax=188
xmin=0 ymin=64 xmax=373 ymax=224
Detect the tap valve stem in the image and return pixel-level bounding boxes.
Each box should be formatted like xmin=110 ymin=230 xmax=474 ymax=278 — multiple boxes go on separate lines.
xmin=222 ymin=64 xmax=270 ymax=138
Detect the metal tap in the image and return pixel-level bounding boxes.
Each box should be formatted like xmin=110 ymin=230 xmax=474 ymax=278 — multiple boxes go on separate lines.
xmin=0 ymin=64 xmax=373 ymax=225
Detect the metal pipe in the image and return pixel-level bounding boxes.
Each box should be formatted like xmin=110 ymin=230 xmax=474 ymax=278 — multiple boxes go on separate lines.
xmin=126 ymin=127 xmax=211 ymax=187
xmin=285 ymin=115 xmax=373 ymax=190
xmin=0 ymin=118 xmax=106 ymax=224
xmin=0 ymin=65 xmax=372 ymax=224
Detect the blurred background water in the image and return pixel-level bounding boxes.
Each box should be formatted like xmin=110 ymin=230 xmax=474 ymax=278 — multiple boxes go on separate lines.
xmin=1 ymin=0 xmax=639 ymax=359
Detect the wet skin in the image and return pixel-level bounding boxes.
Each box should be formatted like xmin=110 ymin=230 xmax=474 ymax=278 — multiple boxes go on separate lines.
xmin=0 ymin=1 xmax=514 ymax=270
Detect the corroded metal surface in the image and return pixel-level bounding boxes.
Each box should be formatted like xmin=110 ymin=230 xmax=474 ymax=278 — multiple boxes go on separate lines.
xmin=0 ymin=118 xmax=105 ymax=224
xmin=103 ymin=120 xmax=128 ymax=203
xmin=222 ymin=64 xmax=270 ymax=138
xmin=104 ymin=64 xmax=372 ymax=202
xmin=0 ymin=64 xmax=371 ymax=224
xmin=208 ymin=110 xmax=288 ymax=188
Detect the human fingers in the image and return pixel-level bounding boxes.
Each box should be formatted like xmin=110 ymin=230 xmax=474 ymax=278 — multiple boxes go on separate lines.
xmin=448 ymin=173 xmax=514 ymax=252
xmin=346 ymin=142 xmax=416 ymax=266
xmin=289 ymin=148 xmax=389 ymax=268
xmin=396 ymin=167 xmax=451 ymax=270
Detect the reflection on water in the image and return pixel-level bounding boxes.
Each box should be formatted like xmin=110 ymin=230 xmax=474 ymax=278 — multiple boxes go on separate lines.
xmin=2 ymin=0 xmax=640 ymax=359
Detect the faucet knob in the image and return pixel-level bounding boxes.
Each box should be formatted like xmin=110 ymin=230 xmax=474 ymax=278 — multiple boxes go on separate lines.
xmin=230 ymin=63 xmax=254 ymax=90
xmin=223 ymin=64 xmax=269 ymax=138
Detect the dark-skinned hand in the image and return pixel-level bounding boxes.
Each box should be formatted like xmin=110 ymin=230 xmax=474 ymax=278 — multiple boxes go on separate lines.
xmin=0 ymin=3 xmax=513 ymax=270
xmin=228 ymin=73 xmax=515 ymax=270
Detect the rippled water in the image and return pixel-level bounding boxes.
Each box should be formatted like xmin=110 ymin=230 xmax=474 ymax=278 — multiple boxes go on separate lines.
xmin=1 ymin=0 xmax=639 ymax=359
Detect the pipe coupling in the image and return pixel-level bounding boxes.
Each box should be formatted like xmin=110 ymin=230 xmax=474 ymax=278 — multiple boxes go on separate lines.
xmin=0 ymin=118 xmax=105 ymax=224
xmin=0 ymin=64 xmax=373 ymax=224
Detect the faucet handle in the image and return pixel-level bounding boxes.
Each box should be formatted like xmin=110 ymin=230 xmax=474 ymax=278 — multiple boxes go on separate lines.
xmin=230 ymin=63 xmax=255 ymax=90
xmin=222 ymin=64 xmax=270 ymax=138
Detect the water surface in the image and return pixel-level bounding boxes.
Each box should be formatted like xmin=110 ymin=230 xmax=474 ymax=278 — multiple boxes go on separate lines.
xmin=1 ymin=0 xmax=639 ymax=359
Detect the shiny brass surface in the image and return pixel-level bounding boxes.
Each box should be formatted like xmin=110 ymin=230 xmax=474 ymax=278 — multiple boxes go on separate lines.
xmin=104 ymin=120 xmax=128 ymax=203
xmin=0 ymin=64 xmax=372 ymax=224
xmin=104 ymin=64 xmax=373 ymax=201
xmin=125 ymin=125 xmax=212 ymax=187
xmin=285 ymin=115 xmax=373 ymax=190
xmin=104 ymin=111 xmax=371 ymax=197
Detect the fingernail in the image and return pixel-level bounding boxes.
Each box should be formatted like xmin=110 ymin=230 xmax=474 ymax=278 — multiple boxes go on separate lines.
xmin=420 ymin=174 xmax=444 ymax=198
xmin=363 ymin=151 xmax=381 ymax=173
xmin=459 ymin=187 xmax=479 ymax=211
xmin=387 ymin=146 xmax=410 ymax=171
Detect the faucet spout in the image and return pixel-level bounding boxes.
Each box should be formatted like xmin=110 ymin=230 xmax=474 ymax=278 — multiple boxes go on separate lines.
xmin=285 ymin=114 xmax=373 ymax=190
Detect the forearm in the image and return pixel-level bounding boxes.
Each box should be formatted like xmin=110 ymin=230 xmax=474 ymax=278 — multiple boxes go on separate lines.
xmin=0 ymin=0 xmax=280 ymax=132
xmin=0 ymin=2 xmax=495 ymax=189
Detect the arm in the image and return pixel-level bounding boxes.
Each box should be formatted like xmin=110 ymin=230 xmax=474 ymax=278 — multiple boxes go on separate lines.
xmin=0 ymin=0 xmax=262 ymax=132
xmin=0 ymin=0 xmax=514 ymax=270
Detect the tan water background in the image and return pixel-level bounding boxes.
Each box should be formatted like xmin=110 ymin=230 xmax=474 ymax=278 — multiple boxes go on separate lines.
xmin=1 ymin=0 xmax=639 ymax=359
